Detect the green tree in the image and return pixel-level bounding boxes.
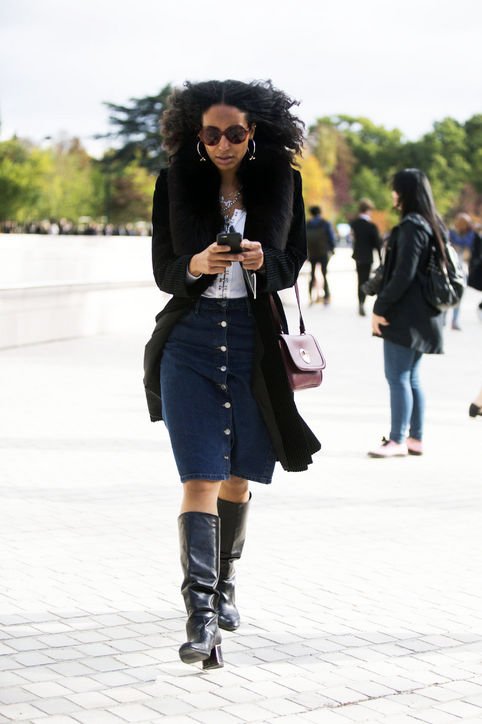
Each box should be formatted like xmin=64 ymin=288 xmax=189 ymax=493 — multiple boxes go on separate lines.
xmin=308 ymin=121 xmax=339 ymax=175
xmin=411 ymin=118 xmax=470 ymax=215
xmin=350 ymin=167 xmax=392 ymax=212
xmin=33 ymin=138 xmax=105 ymax=221
xmin=100 ymin=85 xmax=172 ymax=173
xmin=464 ymin=114 xmax=482 ymax=193
xmin=108 ymin=160 xmax=153 ymax=224
xmin=0 ymin=139 xmax=47 ymax=221
xmin=329 ymin=115 xmax=403 ymax=180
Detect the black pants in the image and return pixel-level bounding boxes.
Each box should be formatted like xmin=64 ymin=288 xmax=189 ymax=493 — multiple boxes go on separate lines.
xmin=309 ymin=255 xmax=330 ymax=299
xmin=356 ymin=262 xmax=371 ymax=304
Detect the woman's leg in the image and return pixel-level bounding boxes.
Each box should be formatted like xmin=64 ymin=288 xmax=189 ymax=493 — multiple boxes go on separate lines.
xmin=408 ymin=352 xmax=425 ymax=441
xmin=181 ymin=479 xmax=221 ymax=514
xmin=383 ymin=340 xmax=415 ymax=443
xmin=320 ymin=255 xmax=330 ymax=300
xmin=178 ymin=479 xmax=224 ymax=669
xmin=309 ymin=261 xmax=317 ymax=301
xmin=219 ymin=475 xmax=249 ymax=503
xmin=452 ymin=303 xmax=462 ymax=330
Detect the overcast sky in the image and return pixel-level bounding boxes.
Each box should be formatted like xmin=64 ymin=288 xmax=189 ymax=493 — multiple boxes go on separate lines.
xmin=1 ymin=0 xmax=481 ymax=156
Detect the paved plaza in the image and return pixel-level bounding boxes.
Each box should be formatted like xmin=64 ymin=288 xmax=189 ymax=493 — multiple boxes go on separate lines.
xmin=1 ymin=256 xmax=482 ymax=723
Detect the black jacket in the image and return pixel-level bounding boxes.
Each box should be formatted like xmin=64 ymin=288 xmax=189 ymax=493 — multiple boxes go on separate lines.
xmin=373 ymin=214 xmax=443 ymax=353
xmin=351 ymin=217 xmax=382 ymax=264
xmin=468 ymin=232 xmax=482 ymax=290
xmin=144 ymin=147 xmax=321 ymax=472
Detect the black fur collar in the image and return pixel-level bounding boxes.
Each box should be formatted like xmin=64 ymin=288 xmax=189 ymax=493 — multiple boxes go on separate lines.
xmin=167 ymin=144 xmax=294 ymax=254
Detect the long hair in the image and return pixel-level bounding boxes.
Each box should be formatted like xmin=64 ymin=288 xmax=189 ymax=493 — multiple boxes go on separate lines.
xmin=392 ymin=168 xmax=446 ymax=260
xmin=161 ymin=79 xmax=305 ymax=164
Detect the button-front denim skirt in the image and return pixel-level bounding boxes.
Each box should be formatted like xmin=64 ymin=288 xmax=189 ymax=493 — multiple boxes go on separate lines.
xmin=160 ymin=297 xmax=276 ymax=484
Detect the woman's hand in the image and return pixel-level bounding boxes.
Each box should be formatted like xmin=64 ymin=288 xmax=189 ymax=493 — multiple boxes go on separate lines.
xmin=188 ymin=242 xmax=243 ymax=276
xmin=240 ymin=239 xmax=264 ymax=271
xmin=372 ymin=313 xmax=390 ymax=336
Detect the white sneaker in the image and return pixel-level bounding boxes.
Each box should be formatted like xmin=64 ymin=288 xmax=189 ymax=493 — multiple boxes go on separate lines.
xmin=368 ymin=437 xmax=408 ymax=458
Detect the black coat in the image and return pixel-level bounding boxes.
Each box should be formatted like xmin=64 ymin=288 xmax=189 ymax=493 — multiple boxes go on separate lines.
xmin=373 ymin=214 xmax=443 ymax=353
xmin=468 ymin=232 xmax=482 ymax=290
xmin=350 ymin=217 xmax=382 ymax=264
xmin=143 ymin=147 xmax=321 ymax=472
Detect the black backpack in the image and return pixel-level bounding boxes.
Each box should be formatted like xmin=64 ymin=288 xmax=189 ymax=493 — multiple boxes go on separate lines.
xmin=306 ymin=221 xmax=331 ymax=258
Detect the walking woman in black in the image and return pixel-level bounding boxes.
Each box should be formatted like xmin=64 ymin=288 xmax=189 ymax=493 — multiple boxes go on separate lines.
xmin=369 ymin=169 xmax=444 ymax=458
xmin=143 ymin=80 xmax=320 ymax=669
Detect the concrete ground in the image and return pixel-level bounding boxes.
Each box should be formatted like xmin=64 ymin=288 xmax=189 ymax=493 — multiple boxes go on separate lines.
xmin=1 ymin=253 xmax=482 ymax=723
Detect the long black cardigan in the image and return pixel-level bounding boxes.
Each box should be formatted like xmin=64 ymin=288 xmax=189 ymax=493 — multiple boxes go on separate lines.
xmin=374 ymin=214 xmax=443 ymax=354
xmin=143 ymin=148 xmax=321 ymax=472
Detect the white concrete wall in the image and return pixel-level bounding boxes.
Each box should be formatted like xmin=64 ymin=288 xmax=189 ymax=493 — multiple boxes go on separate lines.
xmin=0 ymin=235 xmax=165 ymax=348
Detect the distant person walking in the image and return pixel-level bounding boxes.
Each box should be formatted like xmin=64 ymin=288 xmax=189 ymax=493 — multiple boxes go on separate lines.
xmin=468 ymin=222 xmax=482 ymax=320
xmin=306 ymin=205 xmax=336 ymax=304
xmin=447 ymin=212 xmax=474 ymax=330
xmin=350 ymin=199 xmax=382 ymax=316
xmin=368 ymin=169 xmax=444 ymax=458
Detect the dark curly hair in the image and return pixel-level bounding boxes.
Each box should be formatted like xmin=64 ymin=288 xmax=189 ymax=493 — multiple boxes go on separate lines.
xmin=161 ymin=79 xmax=305 ymax=164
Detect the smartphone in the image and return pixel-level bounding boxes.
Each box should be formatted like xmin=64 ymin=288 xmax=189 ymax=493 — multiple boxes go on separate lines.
xmin=216 ymin=231 xmax=243 ymax=254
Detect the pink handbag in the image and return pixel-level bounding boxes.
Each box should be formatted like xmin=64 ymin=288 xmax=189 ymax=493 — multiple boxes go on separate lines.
xmin=270 ymin=284 xmax=326 ymax=391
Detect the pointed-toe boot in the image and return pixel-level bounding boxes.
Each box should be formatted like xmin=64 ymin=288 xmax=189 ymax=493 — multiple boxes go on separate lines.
xmin=217 ymin=494 xmax=251 ymax=631
xmin=178 ymin=512 xmax=223 ymax=669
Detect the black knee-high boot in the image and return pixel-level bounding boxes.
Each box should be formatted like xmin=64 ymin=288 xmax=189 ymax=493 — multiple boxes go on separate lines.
xmin=217 ymin=494 xmax=251 ymax=631
xmin=178 ymin=512 xmax=223 ymax=669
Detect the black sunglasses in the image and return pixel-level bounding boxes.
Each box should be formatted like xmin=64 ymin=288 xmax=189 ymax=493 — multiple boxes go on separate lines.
xmin=199 ymin=124 xmax=250 ymax=146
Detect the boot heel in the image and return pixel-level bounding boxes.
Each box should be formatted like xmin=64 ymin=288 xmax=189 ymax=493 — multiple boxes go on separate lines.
xmin=202 ymin=644 xmax=224 ymax=670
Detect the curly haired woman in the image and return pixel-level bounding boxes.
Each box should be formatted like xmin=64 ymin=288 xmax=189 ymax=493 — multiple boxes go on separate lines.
xmin=143 ymin=80 xmax=321 ymax=668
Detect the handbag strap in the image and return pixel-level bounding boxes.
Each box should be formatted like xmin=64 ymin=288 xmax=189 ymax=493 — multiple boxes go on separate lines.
xmin=293 ymin=282 xmax=306 ymax=334
xmin=270 ymin=282 xmax=306 ymax=335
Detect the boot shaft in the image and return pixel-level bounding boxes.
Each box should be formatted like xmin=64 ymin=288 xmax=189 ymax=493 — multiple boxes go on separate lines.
xmin=178 ymin=512 xmax=220 ymax=613
xmin=218 ymin=495 xmax=250 ymax=576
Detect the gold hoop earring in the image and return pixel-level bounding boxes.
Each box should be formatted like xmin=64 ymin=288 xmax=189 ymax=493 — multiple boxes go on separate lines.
xmin=248 ymin=139 xmax=256 ymax=161
xmin=197 ymin=140 xmax=207 ymax=162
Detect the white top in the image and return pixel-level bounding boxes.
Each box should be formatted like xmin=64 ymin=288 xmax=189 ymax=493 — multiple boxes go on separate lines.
xmin=186 ymin=209 xmax=248 ymax=298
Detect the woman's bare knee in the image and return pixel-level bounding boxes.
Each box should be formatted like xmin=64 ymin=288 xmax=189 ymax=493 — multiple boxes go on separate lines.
xmin=219 ymin=476 xmax=249 ymax=503
xmin=181 ymin=479 xmax=221 ymax=514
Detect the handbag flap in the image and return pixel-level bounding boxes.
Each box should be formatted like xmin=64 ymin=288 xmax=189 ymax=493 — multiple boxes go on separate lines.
xmin=279 ymin=333 xmax=326 ymax=372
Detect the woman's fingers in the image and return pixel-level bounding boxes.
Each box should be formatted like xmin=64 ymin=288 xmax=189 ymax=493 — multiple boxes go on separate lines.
xmin=193 ymin=240 xmax=264 ymax=274
xmin=240 ymin=239 xmax=263 ymax=270
xmin=371 ymin=314 xmax=389 ymax=335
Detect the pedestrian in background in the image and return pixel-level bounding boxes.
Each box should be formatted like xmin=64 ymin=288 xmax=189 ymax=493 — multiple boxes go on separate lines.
xmin=350 ymin=198 xmax=382 ymax=316
xmin=368 ymin=169 xmax=444 ymax=458
xmin=468 ymin=222 xmax=482 ymax=320
xmin=143 ymin=80 xmax=320 ymax=669
xmin=306 ymin=205 xmax=336 ymax=304
xmin=447 ymin=212 xmax=474 ymax=330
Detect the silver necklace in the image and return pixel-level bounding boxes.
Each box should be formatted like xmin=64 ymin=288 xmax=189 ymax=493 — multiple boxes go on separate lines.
xmin=219 ymin=190 xmax=241 ymax=217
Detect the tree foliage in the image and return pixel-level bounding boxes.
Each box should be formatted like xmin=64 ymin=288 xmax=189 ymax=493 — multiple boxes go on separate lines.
xmin=0 ymin=137 xmax=104 ymax=222
xmin=107 ymin=160 xmax=153 ymax=224
xmin=308 ymin=113 xmax=482 ymax=220
xmin=98 ymin=85 xmax=172 ymax=174
xmin=299 ymin=154 xmax=334 ymax=215
xmin=0 ymin=139 xmax=47 ymax=221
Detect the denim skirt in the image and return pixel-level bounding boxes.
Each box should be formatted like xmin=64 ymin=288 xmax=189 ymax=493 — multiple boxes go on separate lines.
xmin=160 ymin=297 xmax=276 ymax=484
